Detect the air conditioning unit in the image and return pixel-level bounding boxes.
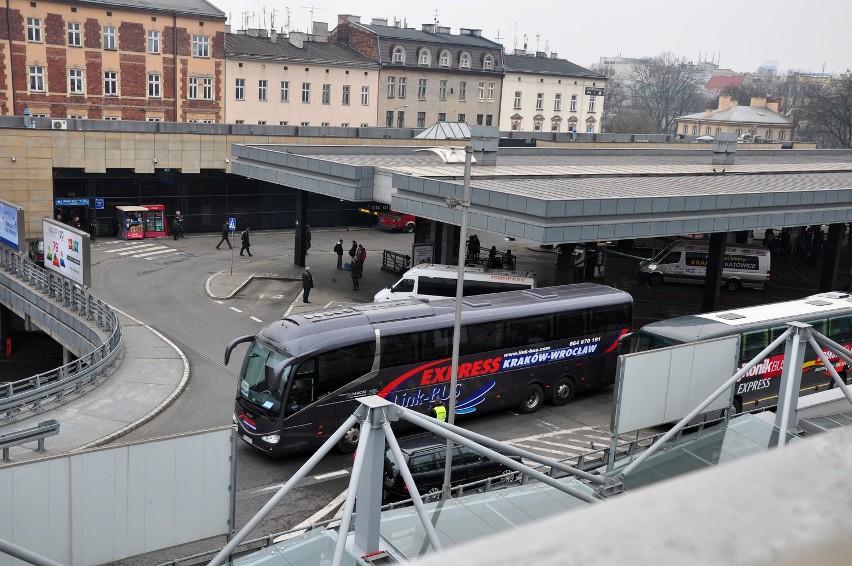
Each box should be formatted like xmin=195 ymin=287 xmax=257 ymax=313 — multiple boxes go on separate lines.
xmin=51 ymin=119 xmax=67 ymax=130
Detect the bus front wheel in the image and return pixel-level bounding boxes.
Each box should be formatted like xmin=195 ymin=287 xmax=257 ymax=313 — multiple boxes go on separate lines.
xmin=519 ymin=384 xmax=544 ymax=414
xmin=551 ymin=377 xmax=575 ymax=406
xmin=337 ymin=425 xmax=360 ymax=453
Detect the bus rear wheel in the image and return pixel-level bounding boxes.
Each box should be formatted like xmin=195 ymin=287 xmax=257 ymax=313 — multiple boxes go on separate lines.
xmin=519 ymin=384 xmax=544 ymax=414
xmin=337 ymin=425 xmax=360 ymax=453
xmin=551 ymin=377 xmax=575 ymax=406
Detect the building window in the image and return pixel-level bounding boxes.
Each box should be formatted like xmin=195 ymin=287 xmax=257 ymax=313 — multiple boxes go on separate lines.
xmin=765 ymin=130 xmax=772 ymax=139
xmin=104 ymin=71 xmax=117 ymax=96
xmin=736 ymin=129 xmax=742 ymax=136
xmin=438 ymin=112 xmax=446 ymax=121
xmin=148 ymin=73 xmax=161 ymax=97
xmin=280 ymin=81 xmax=289 ymax=102
xmin=301 ymin=122 xmax=309 ymax=126
xmin=554 ymin=93 xmax=562 ymax=111
xmin=418 ymin=79 xmax=427 ymax=99
xmin=417 ymin=112 xmax=426 ymax=128
xmin=302 ymin=82 xmax=310 ymax=103
xmin=439 ymin=80 xmax=447 ymax=100
xmin=258 ymin=121 xmax=267 ymax=125
xmin=189 ymin=77 xmax=198 ymax=99
xmin=459 ymin=81 xmax=467 ymax=101
xmin=28 ymin=66 xmax=44 ymax=92
xmin=691 ymin=125 xmax=697 ymax=135
xmin=386 ymin=110 xmax=393 ymax=128
xmin=342 ymin=84 xmax=350 ymax=105
xmin=279 ymin=121 xmax=288 ymax=125
xmin=478 ymin=82 xmax=485 ymax=100
xmin=439 ymin=50 xmax=450 ymax=67
xmin=321 ymin=122 xmax=329 ymax=127
xmin=104 ymin=116 xmax=120 ymax=121
xmin=588 ymin=95 xmax=596 ymax=112
xmin=67 ymin=22 xmax=81 ymax=47
xmin=419 ymin=48 xmax=431 ymax=66
xmin=706 ymin=126 xmax=712 ymax=135
xmin=147 ymin=30 xmax=160 ymax=53
xmin=258 ymin=80 xmax=267 ymax=101
xmin=476 ymin=114 xmax=483 ymax=126
xmin=68 ymin=69 xmax=84 ymax=94
xmin=148 ymin=118 xmax=161 ymax=122
xmin=203 ymin=77 xmax=212 ymax=100
xmin=235 ymin=78 xmax=245 ymax=100
xmin=459 ymin=52 xmax=470 ymax=69
xmin=103 ymin=26 xmax=116 ymax=50
xmin=392 ymin=46 xmax=405 ymax=63
xmin=458 ymin=113 xmax=465 ymax=122
xmin=235 ymin=120 xmax=244 ymax=124
xmin=192 ymin=35 xmax=209 ymax=57
xmin=514 ymin=91 xmax=522 ymax=109
xmin=387 ymin=76 xmax=395 ymax=98
xmin=398 ymin=77 xmax=407 ymax=98
xmin=536 ymin=93 xmax=544 ymax=111
xmin=483 ymin=54 xmax=494 ymax=70
xmin=27 ymin=17 xmax=41 ymax=43
xmin=396 ymin=111 xmax=405 ymax=128
xmin=570 ymin=94 xmax=577 ymax=111
xmin=779 ymin=130 xmax=786 ymax=140
xmin=486 ymin=115 xmax=493 ymax=126
xmin=322 ymin=83 xmax=331 ymax=104
xmin=361 ymin=86 xmax=369 ymax=106
xmin=341 ymin=123 xmax=349 ymax=127
xmin=487 ymin=82 xmax=494 ymax=100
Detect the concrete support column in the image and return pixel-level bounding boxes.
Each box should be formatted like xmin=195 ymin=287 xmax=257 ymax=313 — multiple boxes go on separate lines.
xmin=63 ymin=347 xmax=71 ymax=366
xmin=819 ymin=223 xmax=845 ymax=292
xmin=555 ymin=244 xmax=576 ymax=285
xmin=701 ymin=232 xmax=727 ymax=313
xmin=293 ymin=190 xmax=308 ymax=267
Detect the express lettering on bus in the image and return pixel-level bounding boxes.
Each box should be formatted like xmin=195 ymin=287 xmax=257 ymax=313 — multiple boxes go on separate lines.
xmin=420 ymin=357 xmax=503 ymax=385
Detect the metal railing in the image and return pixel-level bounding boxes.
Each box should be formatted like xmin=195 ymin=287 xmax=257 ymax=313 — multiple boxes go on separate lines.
xmin=0 ymin=419 xmax=60 ymax=462
xmin=0 ymin=249 xmax=122 ymax=424
xmin=380 ymin=250 xmax=411 ymax=275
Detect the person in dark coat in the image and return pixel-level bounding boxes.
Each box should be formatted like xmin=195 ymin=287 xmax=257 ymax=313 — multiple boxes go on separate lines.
xmin=216 ymin=221 xmax=232 ymax=249
xmin=239 ymin=227 xmax=252 ymax=257
xmin=172 ymin=210 xmax=184 ymax=240
xmin=302 ymin=266 xmax=313 ymax=303
xmin=351 ymin=260 xmax=362 ymax=290
xmin=334 ymin=239 xmax=344 ymax=270
xmin=305 ymin=225 xmax=312 ymax=254
xmin=348 ymin=240 xmax=357 ymax=261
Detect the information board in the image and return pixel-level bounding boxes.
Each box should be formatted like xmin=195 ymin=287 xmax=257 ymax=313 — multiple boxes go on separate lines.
xmin=42 ymin=218 xmax=91 ymax=286
xmin=0 ymin=198 xmax=25 ymax=253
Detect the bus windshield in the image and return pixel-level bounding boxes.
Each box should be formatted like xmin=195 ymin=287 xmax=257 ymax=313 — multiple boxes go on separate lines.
xmin=634 ymin=331 xmax=681 ymax=352
xmin=239 ymin=341 xmax=291 ymax=416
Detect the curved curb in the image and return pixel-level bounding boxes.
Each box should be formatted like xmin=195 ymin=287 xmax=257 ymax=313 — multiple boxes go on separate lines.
xmin=205 ymin=270 xmax=301 ymax=300
xmin=71 ymin=314 xmax=191 ymax=452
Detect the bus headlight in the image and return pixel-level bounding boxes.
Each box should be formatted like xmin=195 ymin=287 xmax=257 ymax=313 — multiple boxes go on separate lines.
xmin=261 ymin=434 xmax=281 ymax=444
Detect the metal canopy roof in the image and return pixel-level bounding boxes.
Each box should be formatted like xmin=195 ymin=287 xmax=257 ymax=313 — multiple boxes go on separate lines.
xmin=231 ymin=145 xmax=852 ymax=245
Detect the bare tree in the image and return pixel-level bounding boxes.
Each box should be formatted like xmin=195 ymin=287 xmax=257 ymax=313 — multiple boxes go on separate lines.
xmin=797 ymin=75 xmax=852 ymax=148
xmin=629 ymin=52 xmax=706 ymax=134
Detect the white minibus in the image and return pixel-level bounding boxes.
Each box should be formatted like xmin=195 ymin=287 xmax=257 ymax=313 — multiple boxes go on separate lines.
xmin=374 ymin=264 xmax=536 ymax=302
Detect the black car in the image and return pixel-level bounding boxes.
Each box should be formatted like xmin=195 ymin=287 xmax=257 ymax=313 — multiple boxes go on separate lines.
xmin=383 ymin=433 xmax=522 ymax=502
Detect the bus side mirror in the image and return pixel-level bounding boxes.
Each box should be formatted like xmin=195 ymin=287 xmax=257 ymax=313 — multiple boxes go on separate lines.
xmin=270 ymin=360 xmax=290 ymax=392
xmin=224 ymin=335 xmax=254 ymax=366
xmin=617 ymin=332 xmax=633 ymax=355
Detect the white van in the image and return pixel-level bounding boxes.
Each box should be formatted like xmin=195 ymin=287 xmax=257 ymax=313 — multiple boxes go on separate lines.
xmin=638 ymin=240 xmax=770 ymax=291
xmin=374 ymin=264 xmax=537 ymax=302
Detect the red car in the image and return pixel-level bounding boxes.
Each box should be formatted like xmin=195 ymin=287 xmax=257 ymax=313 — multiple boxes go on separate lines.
xmin=378 ymin=211 xmax=416 ymax=233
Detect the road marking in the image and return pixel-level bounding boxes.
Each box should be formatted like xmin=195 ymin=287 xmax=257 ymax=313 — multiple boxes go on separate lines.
xmin=507 ymin=443 xmax=566 ymax=456
xmin=229 ymin=307 xmax=243 ymax=313
xmin=133 ymin=248 xmax=178 ymax=258
xmin=215 ymin=300 xmax=224 ymax=305
xmin=274 ymin=490 xmax=349 ymax=542
xmin=250 ymin=316 xmax=263 ymax=323
xmin=314 ymin=469 xmax=349 ymax=480
xmin=506 ymin=425 xmax=598 ymax=444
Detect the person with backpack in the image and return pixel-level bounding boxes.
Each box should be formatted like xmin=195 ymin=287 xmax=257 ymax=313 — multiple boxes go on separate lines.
xmin=239 ymin=227 xmax=252 ymax=257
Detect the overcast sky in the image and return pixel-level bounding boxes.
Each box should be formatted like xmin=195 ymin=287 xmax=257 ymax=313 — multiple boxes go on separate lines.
xmin=210 ymin=0 xmax=850 ymax=75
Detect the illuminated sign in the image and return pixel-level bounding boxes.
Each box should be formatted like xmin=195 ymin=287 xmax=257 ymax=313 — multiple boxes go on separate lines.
xmin=0 ymin=198 xmax=24 ymax=253
xmin=42 ymin=218 xmax=91 ymax=286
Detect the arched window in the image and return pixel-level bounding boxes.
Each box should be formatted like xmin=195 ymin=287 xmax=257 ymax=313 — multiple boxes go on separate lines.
xmin=418 ymin=48 xmax=432 ymax=66
xmin=483 ymin=54 xmax=494 ymax=70
xmin=459 ymin=52 xmax=471 ymax=69
xmin=682 ymin=124 xmax=688 ymax=134
xmin=692 ymin=125 xmax=698 ymax=135
xmin=439 ymin=50 xmax=451 ymax=67
xmin=392 ymin=46 xmax=405 ymax=64
xmin=511 ymin=114 xmax=522 ymax=131
xmin=706 ymin=126 xmax=711 ymax=135
xmin=765 ymin=130 xmax=772 ymax=139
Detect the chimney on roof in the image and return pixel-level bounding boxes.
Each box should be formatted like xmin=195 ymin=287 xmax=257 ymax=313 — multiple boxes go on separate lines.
xmin=371 ymin=17 xmax=387 ymax=26
xmin=535 ymin=51 xmax=546 ymax=58
xmin=459 ymin=28 xmax=482 ymax=37
xmin=436 ymin=26 xmax=450 ymax=34
xmin=749 ymin=96 xmax=768 ymax=108
xmin=513 ymin=48 xmax=526 ymax=56
xmin=717 ymin=95 xmax=736 ymax=112
xmin=312 ymin=21 xmax=329 ymax=41
xmin=393 ymin=18 xmax=402 ymax=28
xmin=550 ymin=52 xmax=558 ymax=59
xmin=338 ymin=14 xmax=360 ymax=24
xmin=225 ymin=24 xmax=231 ymax=33
xmin=422 ymin=23 xmax=436 ymax=33
xmin=766 ymin=98 xmax=781 ymax=113
xmin=245 ymin=28 xmax=268 ymax=38
xmin=289 ymin=31 xmax=305 ymax=48
xmin=270 ymin=30 xmax=277 ymax=43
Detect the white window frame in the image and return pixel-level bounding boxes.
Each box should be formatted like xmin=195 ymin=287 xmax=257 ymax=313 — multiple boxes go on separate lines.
xmin=460 ymin=52 xmax=471 ymax=69
xmin=419 ymin=48 xmax=431 ymax=66
xmin=386 ymin=76 xmax=395 ymax=98
xmin=439 ymin=50 xmax=450 ymax=67
xmin=104 ymin=71 xmax=118 ymax=96
xmin=342 ymin=84 xmax=350 ymax=105
xmin=148 ymin=30 xmax=160 ymax=54
xmin=417 ymin=111 xmax=426 ymax=128
xmin=202 ymin=77 xmax=212 ymax=100
xmin=103 ymin=26 xmax=116 ymax=50
xmin=483 ymin=54 xmax=494 ymax=70
xmin=570 ymin=94 xmax=577 ymax=111
xmin=235 ymin=78 xmax=245 ymax=100
xmin=27 ymin=17 xmax=41 ymax=43
xmin=398 ymin=77 xmax=407 ymax=98
xmin=554 ymin=93 xmax=562 ymax=111
xmin=588 ymin=95 xmax=596 ymax=112
xmin=148 ymin=73 xmax=161 ymax=98
xmin=28 ymin=66 xmax=44 ymax=92
xmin=478 ymin=82 xmax=485 ymax=101
xmin=487 ymin=82 xmax=494 ymax=100
xmin=302 ymin=82 xmax=310 ymax=103
xmin=514 ymin=91 xmax=522 ymax=109
xmin=536 ymin=93 xmax=544 ymax=111
xmin=280 ymin=81 xmax=290 ymax=102
xmin=439 ymin=80 xmax=447 ymax=100
xmin=192 ymin=35 xmax=210 ymax=58
xmin=67 ymin=22 xmax=81 ymax=47
xmin=393 ymin=46 xmax=405 ymax=63
xmin=188 ymin=76 xmax=198 ymax=99
xmin=361 ymin=86 xmax=369 ymax=106
xmin=258 ymin=79 xmax=267 ymax=101
xmin=68 ymin=68 xmax=84 ymax=94
xmin=322 ymin=83 xmax=331 ymax=104
xmin=418 ymin=78 xmax=427 ymax=99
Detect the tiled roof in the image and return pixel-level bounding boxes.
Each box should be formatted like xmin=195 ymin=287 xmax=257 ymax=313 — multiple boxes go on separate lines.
xmin=705 ymin=75 xmax=746 ymax=91
xmin=225 ymin=34 xmax=380 ymax=67
xmin=504 ymin=54 xmax=605 ymax=79
xmin=679 ymin=105 xmax=792 ymax=125
xmin=74 ymin=0 xmax=224 ymax=19
xmin=357 ymin=23 xmax=502 ymax=49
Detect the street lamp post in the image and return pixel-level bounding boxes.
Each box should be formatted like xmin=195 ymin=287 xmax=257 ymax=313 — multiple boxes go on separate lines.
xmin=442 ymin=145 xmax=473 ymax=498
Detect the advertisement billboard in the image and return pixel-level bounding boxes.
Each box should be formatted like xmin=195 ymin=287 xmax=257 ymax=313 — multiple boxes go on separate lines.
xmin=0 ymin=198 xmax=25 ymax=253
xmin=42 ymin=218 xmax=91 ymax=286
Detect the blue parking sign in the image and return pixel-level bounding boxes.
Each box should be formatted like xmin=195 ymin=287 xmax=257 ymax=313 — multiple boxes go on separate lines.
xmin=95 ymin=199 xmax=105 ymax=210
xmin=228 ymin=218 xmax=236 ymax=231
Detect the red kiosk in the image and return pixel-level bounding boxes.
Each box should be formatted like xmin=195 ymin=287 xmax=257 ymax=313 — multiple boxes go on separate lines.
xmin=142 ymin=204 xmax=167 ymax=238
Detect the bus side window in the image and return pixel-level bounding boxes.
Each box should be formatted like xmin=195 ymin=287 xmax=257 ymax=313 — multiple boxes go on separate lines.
xmin=506 ymin=315 xmax=554 ymax=347
xmin=381 ymin=334 xmax=419 ymax=368
xmin=460 ymin=322 xmax=504 ymax=356
xmin=418 ymin=276 xmax=455 ymax=297
xmin=317 ymin=342 xmax=376 ymax=397
xmin=557 ymin=310 xmax=589 ymax=338
xmin=827 ymin=315 xmax=852 ymax=342
xmin=589 ymin=306 xmax=629 ymax=334
xmin=420 ymin=328 xmax=452 ymax=361
xmin=741 ymin=330 xmax=769 ymax=361
xmin=392 ymin=278 xmax=415 ymax=293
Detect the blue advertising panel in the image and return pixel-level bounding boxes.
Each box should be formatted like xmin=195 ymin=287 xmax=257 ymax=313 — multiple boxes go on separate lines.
xmin=55 ymin=198 xmax=90 ymax=207
xmin=0 ymin=198 xmax=25 ymax=253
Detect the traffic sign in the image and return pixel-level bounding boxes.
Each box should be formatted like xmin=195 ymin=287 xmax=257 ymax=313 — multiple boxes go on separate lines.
xmin=228 ymin=218 xmax=236 ymax=231
xmin=95 ymin=199 xmax=104 ymax=210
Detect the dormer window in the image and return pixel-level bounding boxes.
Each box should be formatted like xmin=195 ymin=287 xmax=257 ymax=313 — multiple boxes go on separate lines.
xmin=483 ymin=54 xmax=494 ymax=70
xmin=419 ymin=48 xmax=432 ymax=66
xmin=392 ymin=46 xmax=405 ymax=64
xmin=459 ymin=51 xmax=471 ymax=69
xmin=439 ymin=50 xmax=451 ymax=67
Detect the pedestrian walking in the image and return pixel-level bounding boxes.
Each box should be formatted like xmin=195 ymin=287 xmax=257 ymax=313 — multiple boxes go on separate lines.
xmin=351 ymin=259 xmax=362 ymax=290
xmin=172 ymin=211 xmax=184 ymax=240
xmin=488 ymin=245 xmax=500 ymax=268
xmin=302 ymin=266 xmax=313 ymax=303
xmin=348 ymin=240 xmax=357 ymax=261
xmin=216 ymin=220 xmax=232 ymax=249
xmin=305 ymin=225 xmax=312 ymax=254
xmin=239 ymin=227 xmax=253 ymax=256
xmin=334 ymin=239 xmax=344 ymax=270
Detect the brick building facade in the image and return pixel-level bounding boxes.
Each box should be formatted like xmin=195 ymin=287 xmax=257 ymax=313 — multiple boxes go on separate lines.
xmin=0 ymin=0 xmax=225 ymax=122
